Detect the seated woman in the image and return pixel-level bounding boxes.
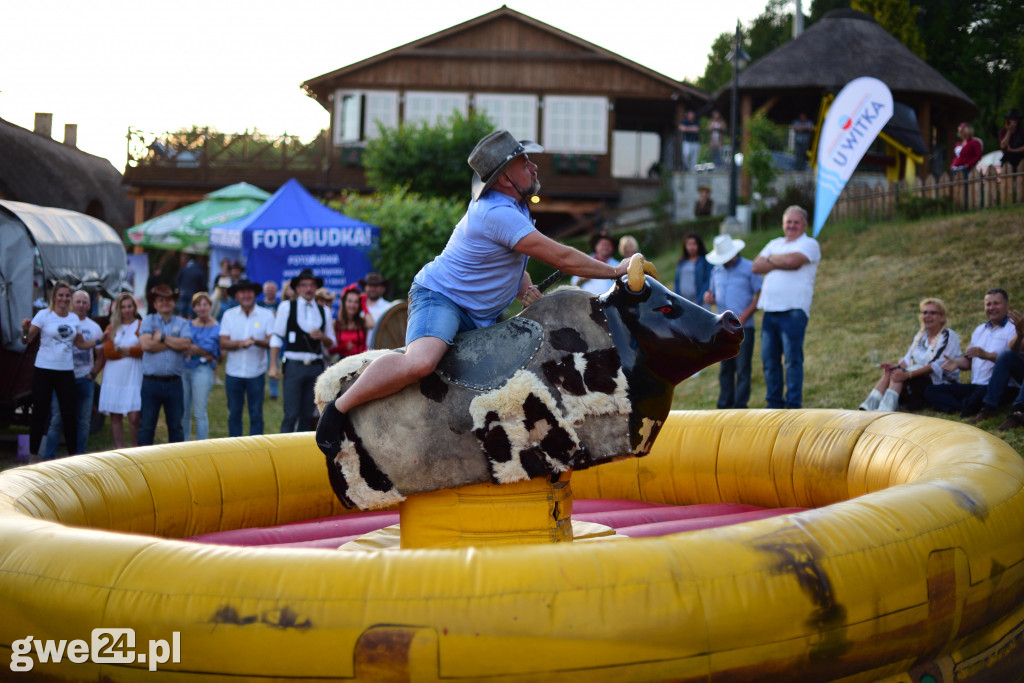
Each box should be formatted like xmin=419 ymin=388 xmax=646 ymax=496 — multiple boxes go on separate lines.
xmin=859 ymin=297 xmax=962 ymax=412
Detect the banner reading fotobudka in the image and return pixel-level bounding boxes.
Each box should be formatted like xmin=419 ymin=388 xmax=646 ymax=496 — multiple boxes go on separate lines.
xmin=814 ymin=77 xmax=894 ymax=237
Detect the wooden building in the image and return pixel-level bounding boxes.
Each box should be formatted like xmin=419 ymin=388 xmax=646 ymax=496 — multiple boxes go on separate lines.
xmin=124 ymin=6 xmax=706 ymax=230
xmin=302 ymin=6 xmax=707 ymax=228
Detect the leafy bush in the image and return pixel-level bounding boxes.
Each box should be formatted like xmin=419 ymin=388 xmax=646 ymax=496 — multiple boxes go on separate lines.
xmin=332 ymin=188 xmax=466 ymax=296
xmin=757 ymin=181 xmax=816 ymax=230
xmin=362 ymin=111 xmax=495 ymax=200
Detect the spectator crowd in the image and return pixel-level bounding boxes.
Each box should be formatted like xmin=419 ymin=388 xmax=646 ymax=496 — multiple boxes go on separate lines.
xmin=23 ymin=205 xmax=1023 ymax=461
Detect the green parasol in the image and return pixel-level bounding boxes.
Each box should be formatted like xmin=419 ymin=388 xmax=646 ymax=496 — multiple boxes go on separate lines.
xmin=124 ymin=182 xmax=271 ymax=253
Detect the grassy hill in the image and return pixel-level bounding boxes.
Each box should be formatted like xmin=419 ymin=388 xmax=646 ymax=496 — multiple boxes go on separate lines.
xmin=3 ymin=206 xmax=1023 ymax=468
xmin=663 ymin=206 xmax=1024 ymax=456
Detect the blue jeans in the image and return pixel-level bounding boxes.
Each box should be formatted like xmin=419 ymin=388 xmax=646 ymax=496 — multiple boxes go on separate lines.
xmin=981 ymin=350 xmax=1024 ymax=410
xmin=226 ymin=373 xmax=266 ymax=437
xmin=405 ymin=283 xmax=477 ymax=345
xmin=718 ymin=324 xmax=756 ymax=409
xmin=44 ymin=375 xmax=94 ymax=458
xmin=139 ymin=375 xmax=184 ymax=445
xmin=761 ymin=309 xmax=808 ymax=409
xmin=181 ymin=363 xmax=215 ymax=440
xmin=925 ymin=383 xmax=987 ymax=416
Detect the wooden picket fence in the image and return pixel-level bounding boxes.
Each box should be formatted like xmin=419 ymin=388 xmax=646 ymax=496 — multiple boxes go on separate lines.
xmin=831 ymin=164 xmax=1024 ymax=223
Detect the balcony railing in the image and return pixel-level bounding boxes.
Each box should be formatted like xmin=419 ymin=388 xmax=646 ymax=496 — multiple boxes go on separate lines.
xmin=126 ymin=127 xmax=328 ymax=173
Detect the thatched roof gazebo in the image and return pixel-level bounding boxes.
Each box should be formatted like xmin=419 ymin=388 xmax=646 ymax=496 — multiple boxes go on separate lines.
xmin=0 ymin=117 xmax=133 ymax=230
xmin=715 ymin=9 xmax=977 ymax=182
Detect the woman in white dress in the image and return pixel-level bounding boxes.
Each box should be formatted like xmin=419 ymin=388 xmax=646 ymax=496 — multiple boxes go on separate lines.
xmin=99 ymin=292 xmax=144 ymax=448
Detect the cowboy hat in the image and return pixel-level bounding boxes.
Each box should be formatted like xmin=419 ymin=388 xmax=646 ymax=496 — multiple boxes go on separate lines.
xmin=358 ymin=272 xmax=390 ymax=288
xmin=227 ymin=278 xmax=262 ymax=298
xmin=1005 ymin=108 xmax=1022 ymax=120
xmin=469 ymin=130 xmax=544 ymax=201
xmin=705 ymin=234 xmax=746 ymax=266
xmin=146 ymin=284 xmax=179 ymax=307
xmin=314 ymin=287 xmax=336 ymax=303
xmin=289 ymin=268 xmax=323 ymax=289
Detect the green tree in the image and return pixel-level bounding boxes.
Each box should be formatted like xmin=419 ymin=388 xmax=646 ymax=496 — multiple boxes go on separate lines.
xmin=852 ymin=0 xmax=926 ymax=58
xmin=914 ymin=0 xmax=1024 ymax=142
xmin=747 ymin=0 xmax=797 ymax=60
xmin=696 ymin=32 xmax=736 ymax=93
xmin=362 ymin=111 xmax=495 ymax=200
xmin=808 ymin=0 xmax=851 ymax=23
xmin=333 ymin=188 xmax=466 ymax=295
xmin=696 ymin=0 xmax=804 ymax=93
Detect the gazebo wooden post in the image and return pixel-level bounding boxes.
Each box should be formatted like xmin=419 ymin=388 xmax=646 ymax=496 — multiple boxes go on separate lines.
xmin=917 ymin=101 xmax=932 ymax=179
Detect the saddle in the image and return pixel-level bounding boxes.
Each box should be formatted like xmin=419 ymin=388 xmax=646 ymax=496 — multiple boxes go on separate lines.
xmin=435 ymin=317 xmax=544 ymax=390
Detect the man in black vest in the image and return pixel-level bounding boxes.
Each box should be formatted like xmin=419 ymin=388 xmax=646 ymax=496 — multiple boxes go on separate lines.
xmin=269 ymin=269 xmax=336 ymax=432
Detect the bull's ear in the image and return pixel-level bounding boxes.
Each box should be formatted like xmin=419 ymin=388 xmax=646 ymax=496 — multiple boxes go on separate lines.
xmin=627 ymin=257 xmax=647 ymax=292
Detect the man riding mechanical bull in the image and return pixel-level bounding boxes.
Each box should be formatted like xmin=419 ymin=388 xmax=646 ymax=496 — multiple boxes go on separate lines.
xmin=315 ymin=131 xmax=743 ymax=509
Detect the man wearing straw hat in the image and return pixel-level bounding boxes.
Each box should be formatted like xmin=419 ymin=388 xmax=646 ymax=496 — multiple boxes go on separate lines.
xmin=317 ymin=130 xmax=645 ymax=454
xmin=704 ymin=234 xmax=761 ymax=409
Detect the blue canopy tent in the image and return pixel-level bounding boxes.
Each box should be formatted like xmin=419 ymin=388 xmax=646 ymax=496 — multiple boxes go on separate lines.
xmin=209 ymin=179 xmax=379 ymax=301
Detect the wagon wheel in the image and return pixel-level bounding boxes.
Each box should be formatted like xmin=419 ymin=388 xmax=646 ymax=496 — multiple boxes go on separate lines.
xmin=370 ymin=300 xmax=408 ymax=350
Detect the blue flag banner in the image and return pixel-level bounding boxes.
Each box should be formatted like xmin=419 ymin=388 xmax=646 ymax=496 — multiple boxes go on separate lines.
xmin=814 ymin=77 xmax=894 ymax=237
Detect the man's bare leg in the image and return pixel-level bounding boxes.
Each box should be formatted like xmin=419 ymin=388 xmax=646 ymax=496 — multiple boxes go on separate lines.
xmin=334 ymin=336 xmax=450 ymax=413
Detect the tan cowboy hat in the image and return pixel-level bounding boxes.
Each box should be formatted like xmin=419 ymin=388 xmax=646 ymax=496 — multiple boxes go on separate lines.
xmin=359 ymin=272 xmax=390 ymax=288
xmin=705 ymin=234 xmax=746 ymax=266
xmin=146 ymin=284 xmax=179 ymax=307
xmin=469 ymin=130 xmax=544 ymax=201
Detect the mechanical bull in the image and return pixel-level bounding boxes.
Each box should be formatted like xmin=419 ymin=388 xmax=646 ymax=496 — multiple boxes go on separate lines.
xmin=314 ymin=259 xmax=743 ymax=510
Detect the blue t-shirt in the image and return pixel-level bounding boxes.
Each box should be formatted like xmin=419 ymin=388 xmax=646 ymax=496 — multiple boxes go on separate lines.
xmin=708 ymin=257 xmax=762 ymax=328
xmin=183 ymin=321 xmax=221 ymax=370
xmin=414 ymin=191 xmax=535 ymax=327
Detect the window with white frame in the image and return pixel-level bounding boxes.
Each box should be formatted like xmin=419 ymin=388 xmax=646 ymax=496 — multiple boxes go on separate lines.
xmin=404 ymin=92 xmax=468 ymax=126
xmin=542 ymin=96 xmax=608 ymax=154
xmin=332 ymin=90 xmax=399 ymax=145
xmin=474 ymin=94 xmax=538 ymax=141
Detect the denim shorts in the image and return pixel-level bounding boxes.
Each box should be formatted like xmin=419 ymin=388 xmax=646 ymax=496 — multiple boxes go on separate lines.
xmin=405 ymin=283 xmax=478 ymax=345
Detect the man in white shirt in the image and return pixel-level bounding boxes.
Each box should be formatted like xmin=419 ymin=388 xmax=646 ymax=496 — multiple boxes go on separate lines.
xmin=44 ymin=289 xmax=104 ymax=458
xmin=220 ymin=279 xmax=276 ymax=436
xmin=751 ymin=205 xmax=821 ymax=409
xmin=269 ymin=269 xmax=336 ymax=432
xmin=360 ymin=272 xmax=393 ymax=350
xmin=927 ymin=288 xmax=1019 ymax=418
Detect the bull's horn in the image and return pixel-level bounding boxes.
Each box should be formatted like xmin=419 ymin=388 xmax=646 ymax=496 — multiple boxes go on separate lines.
xmin=627 ymin=256 xmax=646 ymax=292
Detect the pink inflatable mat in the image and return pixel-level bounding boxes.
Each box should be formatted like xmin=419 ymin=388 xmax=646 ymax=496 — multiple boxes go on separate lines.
xmin=184 ymin=500 xmax=806 ymax=548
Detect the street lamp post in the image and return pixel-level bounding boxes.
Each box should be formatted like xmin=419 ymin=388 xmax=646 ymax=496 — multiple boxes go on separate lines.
xmin=728 ymin=22 xmax=750 ymax=219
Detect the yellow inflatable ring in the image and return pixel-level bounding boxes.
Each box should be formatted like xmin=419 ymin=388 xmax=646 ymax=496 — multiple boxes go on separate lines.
xmin=1 ymin=409 xmax=1022 ymax=681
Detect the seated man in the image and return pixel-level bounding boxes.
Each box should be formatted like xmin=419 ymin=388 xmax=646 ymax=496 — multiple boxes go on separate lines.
xmin=971 ymin=307 xmax=1024 ymax=423
xmin=317 ymin=130 xmax=640 ymax=454
xmin=926 ymin=289 xmax=1018 ymax=418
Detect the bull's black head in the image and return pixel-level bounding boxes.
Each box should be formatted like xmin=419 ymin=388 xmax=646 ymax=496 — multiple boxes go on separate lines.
xmin=600 ymin=274 xmax=744 ymax=387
